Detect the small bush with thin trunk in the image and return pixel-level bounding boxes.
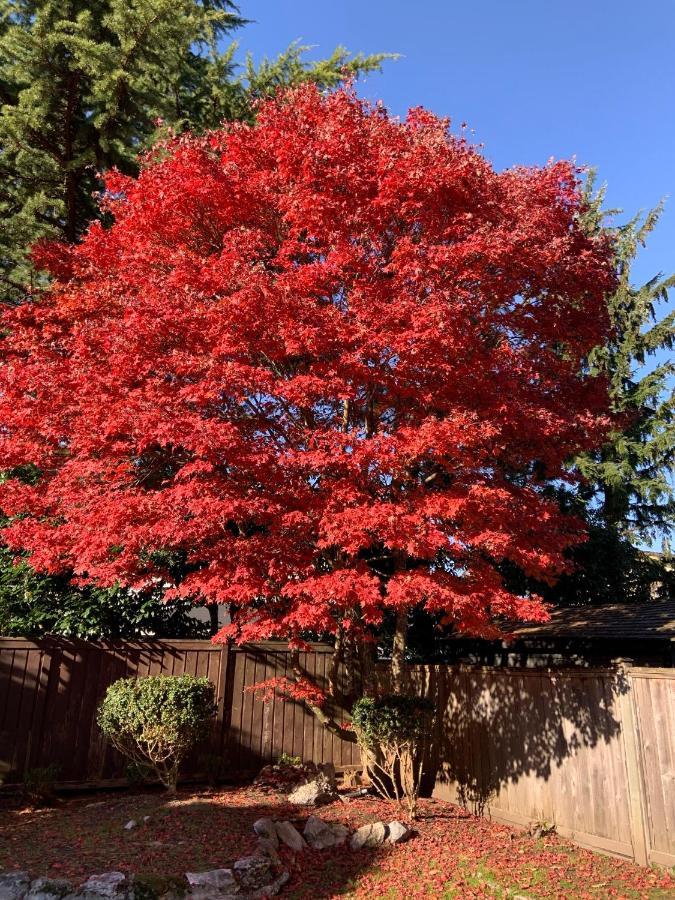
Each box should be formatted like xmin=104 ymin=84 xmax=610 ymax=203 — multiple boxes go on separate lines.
xmin=97 ymin=674 xmax=216 ymax=792
xmin=351 ymin=694 xmax=434 ymax=818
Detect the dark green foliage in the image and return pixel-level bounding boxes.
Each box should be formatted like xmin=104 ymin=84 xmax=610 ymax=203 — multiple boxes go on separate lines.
xmin=22 ymin=763 xmax=60 ymax=805
xmin=351 ymin=694 xmax=434 ymax=750
xmin=578 ymin=178 xmax=675 ymax=543
xmin=514 ymin=525 xmax=675 ymax=607
xmin=97 ymin=674 xmax=216 ymax=791
xmin=0 ymin=546 xmax=211 ymax=638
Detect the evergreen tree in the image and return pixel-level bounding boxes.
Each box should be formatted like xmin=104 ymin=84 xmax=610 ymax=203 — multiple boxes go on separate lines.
xmin=509 ymin=184 xmax=675 ymax=608
xmin=577 ymin=181 xmax=675 ymax=543
xmin=0 ymin=0 xmax=388 ymax=302
xmin=0 ymin=545 xmax=211 ymax=637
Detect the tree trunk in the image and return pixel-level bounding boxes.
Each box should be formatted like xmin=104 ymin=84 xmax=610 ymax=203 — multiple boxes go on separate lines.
xmin=391 ymin=609 xmax=409 ymax=693
xmin=289 ymin=649 xmax=358 ymax=743
xmin=207 ymin=602 xmax=220 ymax=637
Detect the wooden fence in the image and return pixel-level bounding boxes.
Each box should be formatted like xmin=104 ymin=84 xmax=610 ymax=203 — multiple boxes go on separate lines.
xmin=0 ymin=638 xmax=360 ymax=787
xmin=410 ymin=664 xmax=675 ymax=869
xmin=0 ymin=638 xmax=673 ymax=868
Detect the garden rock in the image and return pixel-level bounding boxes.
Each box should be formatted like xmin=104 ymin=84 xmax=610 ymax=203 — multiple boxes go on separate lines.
xmin=350 ymin=822 xmax=387 ymax=850
xmin=387 ymin=821 xmax=412 ymax=844
xmin=26 ymin=877 xmax=75 ymax=899
xmin=253 ymin=762 xmax=315 ymax=794
xmin=252 ymin=818 xmax=278 ymax=848
xmin=233 ymin=857 xmax=272 ymax=892
xmin=287 ymin=772 xmax=337 ymax=807
xmin=243 ymin=871 xmax=289 ymax=899
xmin=124 ymin=820 xmax=137 ymax=831
xmin=302 ymin=816 xmax=349 ymax=850
xmin=78 ymin=872 xmax=128 ymax=897
xmin=254 ymin=839 xmax=281 ymax=867
xmin=185 ymin=868 xmax=238 ymax=898
xmin=274 ymin=821 xmax=306 ymax=851
xmin=0 ymin=872 xmax=31 ymax=900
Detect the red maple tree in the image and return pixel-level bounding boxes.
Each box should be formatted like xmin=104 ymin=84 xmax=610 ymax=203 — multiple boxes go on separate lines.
xmin=0 ymin=87 xmax=615 ymax=711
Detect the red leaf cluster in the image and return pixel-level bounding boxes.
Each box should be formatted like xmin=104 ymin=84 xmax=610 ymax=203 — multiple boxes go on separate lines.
xmin=244 ymin=676 xmax=328 ymax=707
xmin=0 ymin=86 xmax=616 ymax=642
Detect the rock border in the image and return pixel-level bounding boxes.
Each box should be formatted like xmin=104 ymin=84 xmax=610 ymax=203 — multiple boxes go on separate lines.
xmin=0 ymin=813 xmax=412 ymax=899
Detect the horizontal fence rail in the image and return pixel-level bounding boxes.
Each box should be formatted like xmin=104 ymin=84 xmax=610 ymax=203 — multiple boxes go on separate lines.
xmin=0 ymin=638 xmax=672 ymax=868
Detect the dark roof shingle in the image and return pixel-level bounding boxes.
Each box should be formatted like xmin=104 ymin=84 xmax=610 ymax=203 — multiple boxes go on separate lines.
xmin=503 ymin=599 xmax=675 ymax=640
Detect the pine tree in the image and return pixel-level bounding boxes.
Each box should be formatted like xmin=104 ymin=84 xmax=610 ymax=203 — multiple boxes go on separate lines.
xmin=521 ymin=182 xmax=675 ymax=607
xmin=0 ymin=0 xmax=389 ymax=303
xmin=577 ymin=181 xmax=675 ymax=544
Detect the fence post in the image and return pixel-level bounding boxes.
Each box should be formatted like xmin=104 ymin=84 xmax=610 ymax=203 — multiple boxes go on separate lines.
xmin=213 ymin=644 xmax=231 ymax=757
xmin=617 ymin=665 xmax=649 ymax=866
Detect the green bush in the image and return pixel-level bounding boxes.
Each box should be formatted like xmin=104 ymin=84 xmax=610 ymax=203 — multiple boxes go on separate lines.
xmin=98 ymin=675 xmax=216 ymax=792
xmin=352 ymin=695 xmax=434 ymax=748
xmin=22 ymin=763 xmax=60 ymax=806
xmin=352 ymin=694 xmax=434 ymax=818
xmin=277 ymin=752 xmax=302 ymax=767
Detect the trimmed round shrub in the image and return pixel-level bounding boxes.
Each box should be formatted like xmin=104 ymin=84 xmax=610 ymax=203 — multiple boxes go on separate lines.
xmin=352 ymin=694 xmax=434 ymax=818
xmin=97 ymin=674 xmax=216 ymax=792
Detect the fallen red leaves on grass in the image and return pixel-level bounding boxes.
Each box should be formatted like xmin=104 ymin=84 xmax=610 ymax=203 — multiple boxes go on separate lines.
xmin=0 ymin=787 xmax=672 ymax=899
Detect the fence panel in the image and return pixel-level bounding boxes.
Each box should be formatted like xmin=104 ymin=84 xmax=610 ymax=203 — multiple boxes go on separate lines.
xmin=630 ymin=668 xmax=675 ymax=868
xmin=0 ymin=638 xmax=357 ymax=785
xmin=1 ymin=638 xmax=673 ymax=867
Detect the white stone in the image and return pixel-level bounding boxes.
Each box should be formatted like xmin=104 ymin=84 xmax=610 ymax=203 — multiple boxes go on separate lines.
xmin=274 ymin=820 xmax=307 ymax=851
xmin=387 ymin=821 xmax=413 ymax=844
xmin=26 ymin=877 xmax=74 ymax=899
xmin=252 ymin=818 xmax=278 ymax=848
xmin=350 ymin=822 xmax=387 ymax=850
xmin=302 ymin=816 xmax=349 ymax=850
xmin=287 ymin=772 xmax=337 ymax=807
xmin=123 ymin=820 xmax=136 ymax=831
xmin=185 ymin=868 xmax=238 ymax=898
xmin=0 ymin=872 xmax=31 ymax=900
xmin=78 ymin=872 xmax=128 ymax=897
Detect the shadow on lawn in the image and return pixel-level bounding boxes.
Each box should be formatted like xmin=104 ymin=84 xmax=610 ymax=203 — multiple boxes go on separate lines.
xmin=415 ymin=664 xmax=628 ymax=815
xmin=0 ymin=788 xmax=380 ymax=899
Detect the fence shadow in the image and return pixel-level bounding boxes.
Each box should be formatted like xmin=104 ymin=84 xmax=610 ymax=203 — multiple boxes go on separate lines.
xmin=415 ymin=666 xmax=627 ymax=815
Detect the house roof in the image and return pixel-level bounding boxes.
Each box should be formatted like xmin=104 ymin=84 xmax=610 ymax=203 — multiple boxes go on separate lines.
xmin=501 ymin=599 xmax=675 ymax=641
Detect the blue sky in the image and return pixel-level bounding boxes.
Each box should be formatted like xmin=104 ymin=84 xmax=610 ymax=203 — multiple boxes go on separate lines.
xmin=236 ymin=0 xmax=674 ymax=308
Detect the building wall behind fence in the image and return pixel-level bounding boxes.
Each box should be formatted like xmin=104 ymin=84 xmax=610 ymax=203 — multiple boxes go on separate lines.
xmin=0 ymin=638 xmax=672 ymax=868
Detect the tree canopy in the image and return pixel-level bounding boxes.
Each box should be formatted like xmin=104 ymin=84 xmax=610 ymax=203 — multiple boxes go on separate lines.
xmin=0 ymin=87 xmax=616 ymax=661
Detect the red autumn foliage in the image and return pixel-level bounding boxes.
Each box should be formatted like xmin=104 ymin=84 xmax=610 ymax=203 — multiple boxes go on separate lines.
xmin=0 ymin=86 xmax=615 ymax=644
xmin=1 ymin=788 xmax=673 ymax=898
xmin=245 ymin=676 xmax=328 ymax=707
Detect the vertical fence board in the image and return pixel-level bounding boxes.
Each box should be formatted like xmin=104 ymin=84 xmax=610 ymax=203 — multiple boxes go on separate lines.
xmin=1 ymin=639 xmax=673 ymax=867
xmin=631 ymin=670 xmax=675 ymax=866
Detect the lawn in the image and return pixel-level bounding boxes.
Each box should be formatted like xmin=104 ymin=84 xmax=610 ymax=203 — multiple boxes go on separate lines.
xmin=0 ymin=787 xmax=673 ymax=899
